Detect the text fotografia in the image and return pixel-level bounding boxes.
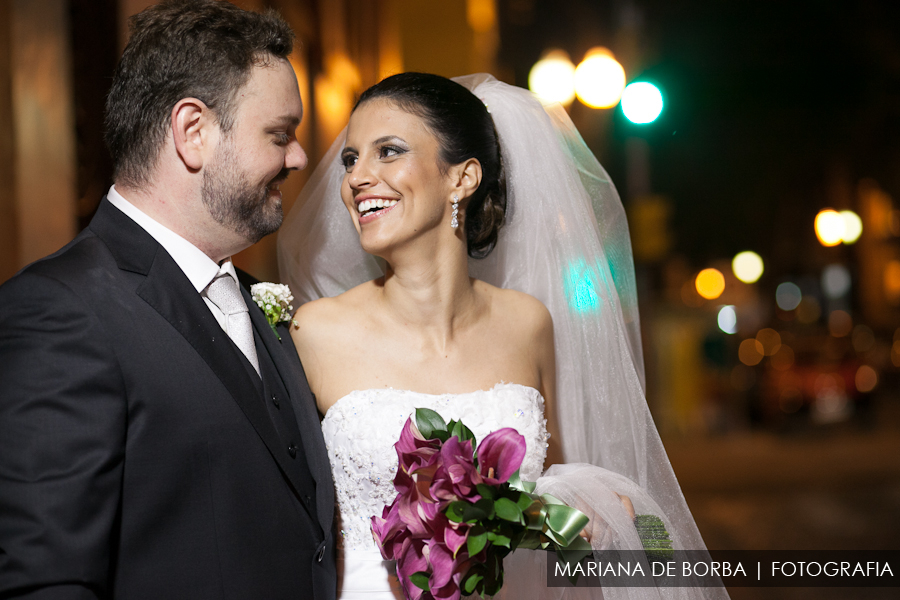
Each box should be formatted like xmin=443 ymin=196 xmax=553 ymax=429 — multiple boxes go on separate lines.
xmin=546 ymin=551 xmax=900 ymax=588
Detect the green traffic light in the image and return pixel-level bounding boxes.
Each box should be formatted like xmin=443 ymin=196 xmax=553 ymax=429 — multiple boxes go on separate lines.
xmin=621 ymin=82 xmax=663 ymax=124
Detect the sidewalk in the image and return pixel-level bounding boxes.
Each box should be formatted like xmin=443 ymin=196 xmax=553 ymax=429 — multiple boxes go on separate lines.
xmin=663 ymin=402 xmax=900 ymax=599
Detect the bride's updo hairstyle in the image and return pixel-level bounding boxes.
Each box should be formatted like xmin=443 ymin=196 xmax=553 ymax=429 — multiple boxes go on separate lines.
xmin=354 ymin=73 xmax=506 ymax=259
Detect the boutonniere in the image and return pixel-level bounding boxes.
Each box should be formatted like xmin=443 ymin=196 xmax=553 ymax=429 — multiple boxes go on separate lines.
xmin=250 ymin=282 xmax=294 ymax=340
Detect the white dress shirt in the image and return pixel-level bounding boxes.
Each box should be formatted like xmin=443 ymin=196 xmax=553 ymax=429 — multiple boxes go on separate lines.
xmin=106 ymin=185 xmax=239 ymax=333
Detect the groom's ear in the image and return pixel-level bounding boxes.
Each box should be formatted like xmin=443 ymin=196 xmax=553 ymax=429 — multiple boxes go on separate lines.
xmin=171 ymin=98 xmax=216 ymax=172
xmin=452 ymin=158 xmax=483 ymax=202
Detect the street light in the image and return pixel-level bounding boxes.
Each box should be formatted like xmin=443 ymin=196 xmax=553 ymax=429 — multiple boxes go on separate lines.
xmin=621 ymin=82 xmax=663 ymax=124
xmin=574 ymin=48 xmax=626 ymax=109
xmin=695 ymin=268 xmax=725 ymax=300
xmin=814 ymin=209 xmax=844 ymax=247
xmin=732 ymin=251 xmax=764 ymax=284
xmin=840 ymin=210 xmax=863 ymax=244
xmin=528 ymin=50 xmax=576 ymax=106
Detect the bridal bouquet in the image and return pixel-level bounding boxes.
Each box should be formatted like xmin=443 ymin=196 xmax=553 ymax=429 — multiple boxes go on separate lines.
xmin=371 ymin=409 xmax=592 ymax=599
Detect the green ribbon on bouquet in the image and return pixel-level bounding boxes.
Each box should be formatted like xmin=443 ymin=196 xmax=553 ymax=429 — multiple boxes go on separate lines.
xmin=508 ymin=471 xmax=675 ymax=584
xmin=507 ymin=471 xmax=593 ymax=584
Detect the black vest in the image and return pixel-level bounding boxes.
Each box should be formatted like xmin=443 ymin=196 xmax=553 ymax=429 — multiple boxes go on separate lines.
xmin=247 ymin=328 xmax=320 ymax=530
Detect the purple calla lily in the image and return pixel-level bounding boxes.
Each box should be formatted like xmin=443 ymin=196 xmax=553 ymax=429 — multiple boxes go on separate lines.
xmin=476 ymin=427 xmax=526 ymax=485
xmin=396 ymin=417 xmax=442 ymax=477
xmin=396 ymin=537 xmax=429 ymax=600
xmin=431 ymin=435 xmax=481 ymax=502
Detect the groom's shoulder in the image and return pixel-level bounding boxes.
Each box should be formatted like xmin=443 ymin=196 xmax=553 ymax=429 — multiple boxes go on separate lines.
xmin=0 ymin=229 xmax=122 ymax=336
xmin=2 ymin=228 xmax=112 ymax=295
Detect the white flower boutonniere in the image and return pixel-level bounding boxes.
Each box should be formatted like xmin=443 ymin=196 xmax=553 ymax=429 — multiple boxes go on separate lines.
xmin=250 ymin=282 xmax=294 ymax=340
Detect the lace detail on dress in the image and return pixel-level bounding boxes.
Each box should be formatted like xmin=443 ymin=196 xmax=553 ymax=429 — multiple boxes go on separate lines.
xmin=321 ymin=383 xmax=549 ymax=551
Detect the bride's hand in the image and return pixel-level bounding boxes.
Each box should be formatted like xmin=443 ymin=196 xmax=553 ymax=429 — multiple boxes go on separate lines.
xmin=575 ymin=493 xmax=636 ymax=548
xmin=616 ymin=492 xmax=635 ymax=521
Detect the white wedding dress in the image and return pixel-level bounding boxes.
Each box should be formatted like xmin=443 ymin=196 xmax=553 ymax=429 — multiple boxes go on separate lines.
xmin=322 ymin=383 xmax=549 ymax=599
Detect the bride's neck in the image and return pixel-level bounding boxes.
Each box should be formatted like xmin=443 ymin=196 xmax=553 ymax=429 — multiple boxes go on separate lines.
xmin=380 ymin=242 xmax=478 ymax=338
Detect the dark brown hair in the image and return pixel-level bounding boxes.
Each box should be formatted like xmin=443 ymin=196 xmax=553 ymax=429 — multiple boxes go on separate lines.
xmin=104 ymin=0 xmax=294 ymax=187
xmin=355 ymin=73 xmax=506 ymax=259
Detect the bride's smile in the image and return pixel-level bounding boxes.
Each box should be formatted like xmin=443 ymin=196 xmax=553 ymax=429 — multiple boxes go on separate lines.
xmin=339 ymin=99 xmax=466 ymax=256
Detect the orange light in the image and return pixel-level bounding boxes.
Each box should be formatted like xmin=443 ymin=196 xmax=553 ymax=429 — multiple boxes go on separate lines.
xmin=756 ymin=328 xmax=782 ymax=356
xmin=855 ymin=365 xmax=878 ymax=393
xmin=466 ymin=0 xmax=496 ymax=33
xmin=738 ymin=338 xmax=764 ymax=366
xmin=815 ymin=209 xmax=844 ymax=247
xmin=796 ymin=296 xmax=821 ymax=324
xmin=828 ymin=310 xmax=853 ymax=338
xmin=695 ymin=268 xmax=726 ymax=300
xmin=885 ymin=260 xmax=900 ymax=304
xmin=771 ymin=345 xmax=795 ymax=371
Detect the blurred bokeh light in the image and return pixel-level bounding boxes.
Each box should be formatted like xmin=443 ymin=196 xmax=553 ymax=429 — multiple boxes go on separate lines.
xmin=695 ymin=268 xmax=725 ymax=300
xmin=796 ymin=296 xmax=822 ymax=323
xmin=771 ymin=345 xmax=795 ymax=371
xmin=814 ymin=209 xmax=844 ymax=247
xmin=828 ymin=310 xmax=853 ymax=337
xmin=466 ymin=0 xmax=496 ymax=33
xmin=775 ymin=282 xmax=802 ymax=311
xmin=885 ymin=260 xmax=900 ymax=304
xmin=528 ymin=50 xmax=576 ymax=106
xmin=756 ymin=328 xmax=782 ymax=356
xmin=822 ymin=264 xmax=851 ymax=299
xmin=852 ymin=324 xmax=875 ymax=353
xmin=717 ymin=305 xmax=737 ymax=334
xmin=621 ymin=81 xmax=663 ymax=124
xmin=731 ymin=251 xmax=764 ymax=284
xmin=573 ymin=48 xmax=626 ymax=109
xmin=840 ymin=210 xmax=863 ymax=244
xmin=855 ymin=365 xmax=878 ymax=393
xmin=738 ymin=338 xmax=764 ymax=366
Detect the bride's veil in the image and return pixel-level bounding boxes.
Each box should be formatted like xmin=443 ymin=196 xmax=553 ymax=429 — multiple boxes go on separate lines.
xmin=279 ymin=74 xmax=724 ymax=598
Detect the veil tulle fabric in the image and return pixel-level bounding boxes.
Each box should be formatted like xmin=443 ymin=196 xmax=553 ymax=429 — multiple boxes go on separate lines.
xmin=278 ymin=74 xmax=727 ymax=599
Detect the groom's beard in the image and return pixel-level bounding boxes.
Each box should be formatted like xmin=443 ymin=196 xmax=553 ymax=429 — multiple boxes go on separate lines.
xmin=201 ymin=139 xmax=287 ymax=244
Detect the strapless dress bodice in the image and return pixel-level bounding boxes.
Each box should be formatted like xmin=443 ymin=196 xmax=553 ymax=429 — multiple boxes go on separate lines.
xmin=321 ymin=383 xmax=550 ymax=552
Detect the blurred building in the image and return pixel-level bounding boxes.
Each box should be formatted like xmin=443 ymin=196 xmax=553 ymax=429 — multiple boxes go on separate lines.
xmin=0 ymin=0 xmax=500 ymax=284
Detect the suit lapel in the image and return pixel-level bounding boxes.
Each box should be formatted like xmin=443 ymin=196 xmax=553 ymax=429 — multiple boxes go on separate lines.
xmin=90 ymin=199 xmax=311 ymax=502
xmin=244 ymin=289 xmax=335 ymax=538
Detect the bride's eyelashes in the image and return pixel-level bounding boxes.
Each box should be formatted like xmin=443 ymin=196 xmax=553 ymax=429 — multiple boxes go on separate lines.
xmin=340 ymin=149 xmax=357 ymax=170
xmin=340 ymin=144 xmax=407 ymax=172
xmin=377 ymin=144 xmax=406 ymax=160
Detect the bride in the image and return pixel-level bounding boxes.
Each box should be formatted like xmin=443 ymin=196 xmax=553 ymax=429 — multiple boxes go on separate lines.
xmin=278 ymin=73 xmax=727 ymax=599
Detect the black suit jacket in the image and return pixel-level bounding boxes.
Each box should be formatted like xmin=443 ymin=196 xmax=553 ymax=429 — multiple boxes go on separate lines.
xmin=0 ymin=199 xmax=336 ymax=599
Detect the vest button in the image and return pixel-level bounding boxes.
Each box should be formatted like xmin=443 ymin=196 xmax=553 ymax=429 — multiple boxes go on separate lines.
xmin=272 ymin=394 xmax=280 ymax=409
xmin=288 ymin=444 xmax=297 ymax=458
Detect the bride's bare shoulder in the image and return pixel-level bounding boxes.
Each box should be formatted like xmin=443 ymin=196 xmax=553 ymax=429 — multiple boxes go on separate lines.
xmin=474 ymin=280 xmax=553 ymax=335
xmin=291 ymin=279 xmax=382 ymax=341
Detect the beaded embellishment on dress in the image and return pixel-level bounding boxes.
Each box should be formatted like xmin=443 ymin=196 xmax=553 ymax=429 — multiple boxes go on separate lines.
xmin=321 ymin=383 xmax=549 ymax=551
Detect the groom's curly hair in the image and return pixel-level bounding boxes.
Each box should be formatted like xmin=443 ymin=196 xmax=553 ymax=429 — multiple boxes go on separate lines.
xmin=104 ymin=0 xmax=294 ymax=189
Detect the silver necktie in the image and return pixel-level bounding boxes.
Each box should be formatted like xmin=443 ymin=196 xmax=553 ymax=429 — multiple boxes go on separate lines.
xmin=205 ymin=274 xmax=260 ymax=376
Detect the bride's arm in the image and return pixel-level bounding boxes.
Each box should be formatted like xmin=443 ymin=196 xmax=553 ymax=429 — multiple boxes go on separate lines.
xmin=532 ymin=304 xmax=565 ymax=468
xmin=290 ymin=298 xmax=339 ymax=415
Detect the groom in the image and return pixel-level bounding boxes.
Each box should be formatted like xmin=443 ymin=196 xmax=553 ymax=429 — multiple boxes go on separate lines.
xmin=0 ymin=1 xmax=334 ymax=598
